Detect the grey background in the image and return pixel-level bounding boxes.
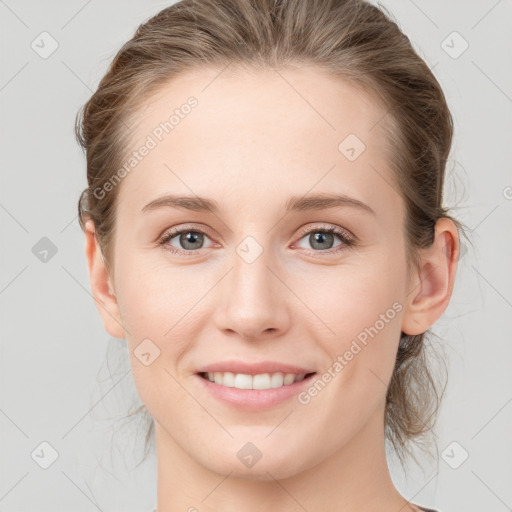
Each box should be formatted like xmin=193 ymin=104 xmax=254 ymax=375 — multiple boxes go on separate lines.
xmin=1 ymin=1 xmax=511 ymax=511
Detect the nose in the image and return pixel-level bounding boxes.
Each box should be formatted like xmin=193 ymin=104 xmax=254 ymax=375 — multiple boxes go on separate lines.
xmin=212 ymin=242 xmax=291 ymax=341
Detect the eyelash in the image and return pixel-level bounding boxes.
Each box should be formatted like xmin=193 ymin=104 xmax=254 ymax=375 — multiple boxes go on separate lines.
xmin=158 ymin=224 xmax=356 ymax=257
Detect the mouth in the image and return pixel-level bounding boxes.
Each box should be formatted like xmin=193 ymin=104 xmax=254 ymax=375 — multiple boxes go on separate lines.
xmin=194 ymin=370 xmax=318 ymax=410
xmin=197 ymin=371 xmax=317 ymax=390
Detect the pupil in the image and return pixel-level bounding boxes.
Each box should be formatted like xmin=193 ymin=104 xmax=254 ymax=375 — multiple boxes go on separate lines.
xmin=181 ymin=231 xmax=203 ymax=250
xmin=310 ymin=232 xmax=333 ymax=250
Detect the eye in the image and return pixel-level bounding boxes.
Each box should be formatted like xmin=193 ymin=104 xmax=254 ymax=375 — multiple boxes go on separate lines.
xmin=158 ymin=227 xmax=214 ymax=255
xmin=158 ymin=224 xmax=356 ymax=256
xmin=294 ymin=225 xmax=355 ymax=254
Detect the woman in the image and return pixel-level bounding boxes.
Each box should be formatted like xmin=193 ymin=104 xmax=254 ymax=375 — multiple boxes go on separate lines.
xmin=76 ymin=0 xmax=463 ymax=510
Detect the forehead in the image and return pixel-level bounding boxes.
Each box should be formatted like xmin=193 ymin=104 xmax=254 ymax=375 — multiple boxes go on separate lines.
xmin=119 ymin=65 xmax=396 ymax=210
xmin=130 ymin=64 xmax=389 ymax=146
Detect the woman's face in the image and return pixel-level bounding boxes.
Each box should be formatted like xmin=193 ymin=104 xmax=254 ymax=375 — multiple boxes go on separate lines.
xmin=94 ymin=66 xmax=424 ymax=478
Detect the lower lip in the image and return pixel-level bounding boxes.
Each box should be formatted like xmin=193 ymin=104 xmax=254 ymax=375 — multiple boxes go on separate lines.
xmin=194 ymin=373 xmax=317 ymax=411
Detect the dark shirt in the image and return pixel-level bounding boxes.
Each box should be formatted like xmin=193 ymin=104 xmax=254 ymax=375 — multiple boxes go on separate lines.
xmin=151 ymin=506 xmax=440 ymax=511
xmin=151 ymin=505 xmax=439 ymax=511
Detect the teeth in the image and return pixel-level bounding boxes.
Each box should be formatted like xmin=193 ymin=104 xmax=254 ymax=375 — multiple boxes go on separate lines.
xmin=205 ymin=371 xmax=308 ymax=390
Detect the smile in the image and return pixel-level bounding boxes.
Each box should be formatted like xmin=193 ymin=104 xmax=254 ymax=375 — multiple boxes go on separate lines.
xmin=199 ymin=371 xmax=315 ymax=390
xmin=195 ymin=371 xmax=318 ymax=410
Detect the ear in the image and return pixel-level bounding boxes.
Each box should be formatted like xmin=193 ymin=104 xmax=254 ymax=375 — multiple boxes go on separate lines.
xmin=401 ymin=217 xmax=460 ymax=335
xmin=84 ymin=219 xmax=126 ymax=339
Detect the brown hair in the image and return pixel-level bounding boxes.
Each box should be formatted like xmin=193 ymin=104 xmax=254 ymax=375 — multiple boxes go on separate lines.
xmin=76 ymin=0 xmax=467 ymax=464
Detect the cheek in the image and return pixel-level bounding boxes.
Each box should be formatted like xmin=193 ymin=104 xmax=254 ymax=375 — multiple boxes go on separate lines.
xmin=116 ymin=264 xmax=198 ymax=424
xmin=116 ymin=238 xmax=406 ymax=403
xmin=294 ymin=256 xmax=405 ymax=344
xmin=292 ymin=266 xmax=404 ymax=444
xmin=293 ymin=251 xmax=406 ymax=394
xmin=112 ymin=255 xmax=199 ymax=396
xmin=114 ymin=251 xmax=205 ymax=339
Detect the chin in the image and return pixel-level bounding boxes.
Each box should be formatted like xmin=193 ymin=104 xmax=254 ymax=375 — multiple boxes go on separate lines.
xmin=192 ymin=439 xmax=314 ymax=481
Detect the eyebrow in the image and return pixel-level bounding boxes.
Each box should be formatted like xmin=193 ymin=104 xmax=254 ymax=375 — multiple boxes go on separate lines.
xmin=141 ymin=193 xmax=375 ymax=216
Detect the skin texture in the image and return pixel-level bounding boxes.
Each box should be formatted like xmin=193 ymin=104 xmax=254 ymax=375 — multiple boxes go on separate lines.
xmin=84 ymin=66 xmax=459 ymax=512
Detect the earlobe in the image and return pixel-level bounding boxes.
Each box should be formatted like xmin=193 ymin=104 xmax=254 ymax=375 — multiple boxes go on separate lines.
xmin=401 ymin=218 xmax=459 ymax=336
xmin=84 ymin=220 xmax=126 ymax=339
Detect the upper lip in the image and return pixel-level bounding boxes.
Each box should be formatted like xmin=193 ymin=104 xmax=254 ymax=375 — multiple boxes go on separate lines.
xmin=196 ymin=360 xmax=316 ymax=376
